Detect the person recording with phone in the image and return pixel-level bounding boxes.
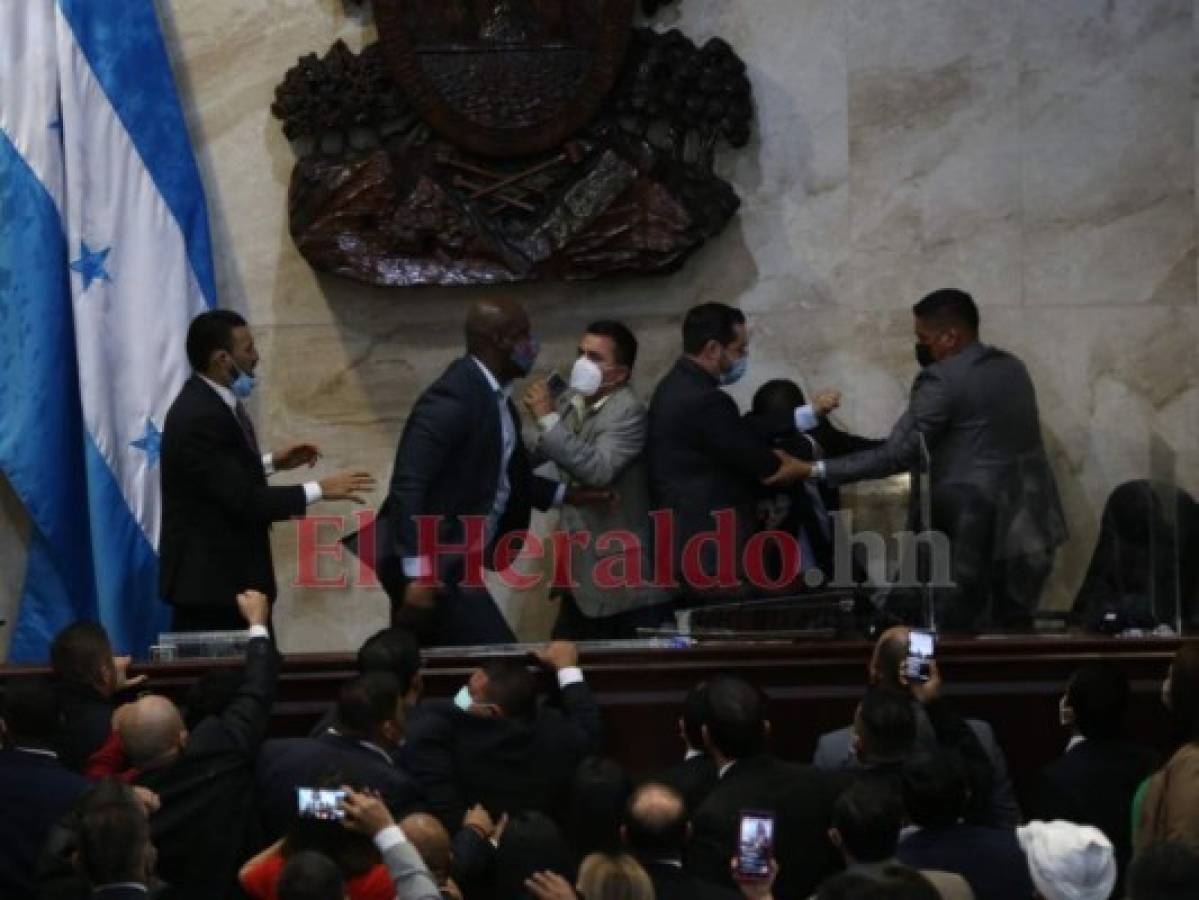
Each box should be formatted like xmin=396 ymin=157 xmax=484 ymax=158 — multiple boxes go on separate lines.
xmin=812 ymin=627 xmax=1018 ymax=828
xmin=522 ymin=320 xmax=672 ymax=639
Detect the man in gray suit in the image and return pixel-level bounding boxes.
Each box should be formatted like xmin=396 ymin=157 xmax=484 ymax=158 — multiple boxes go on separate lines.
xmin=523 ymin=320 xmax=671 ymax=639
xmin=802 ymin=289 xmax=1066 ymax=630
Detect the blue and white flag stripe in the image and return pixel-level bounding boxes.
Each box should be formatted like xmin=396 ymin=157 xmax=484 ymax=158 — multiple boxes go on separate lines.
xmin=0 ymin=0 xmax=216 ymax=660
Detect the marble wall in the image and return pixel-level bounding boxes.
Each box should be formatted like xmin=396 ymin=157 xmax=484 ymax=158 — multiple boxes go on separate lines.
xmin=1 ymin=0 xmax=1196 ymax=657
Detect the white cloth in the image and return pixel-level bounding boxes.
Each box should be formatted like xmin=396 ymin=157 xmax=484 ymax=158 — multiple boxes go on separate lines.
xmin=1016 ymin=820 xmax=1116 ymax=900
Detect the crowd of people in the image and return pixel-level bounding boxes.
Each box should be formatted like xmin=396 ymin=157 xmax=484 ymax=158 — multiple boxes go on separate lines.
xmin=2 ymin=592 xmax=1199 ymax=900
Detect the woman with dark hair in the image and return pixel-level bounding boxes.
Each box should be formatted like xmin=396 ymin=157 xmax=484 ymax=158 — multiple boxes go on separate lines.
xmin=1136 ymin=643 xmax=1199 ymax=851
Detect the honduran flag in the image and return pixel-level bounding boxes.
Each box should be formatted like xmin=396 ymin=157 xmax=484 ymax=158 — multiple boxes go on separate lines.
xmin=0 ymin=1 xmax=217 ymax=660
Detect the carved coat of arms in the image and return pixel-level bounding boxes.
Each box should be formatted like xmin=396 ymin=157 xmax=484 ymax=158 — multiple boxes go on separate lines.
xmin=273 ymin=0 xmax=754 ymax=286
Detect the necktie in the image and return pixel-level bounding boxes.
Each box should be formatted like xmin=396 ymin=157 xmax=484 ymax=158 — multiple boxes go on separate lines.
xmin=234 ymin=402 xmax=260 ymax=457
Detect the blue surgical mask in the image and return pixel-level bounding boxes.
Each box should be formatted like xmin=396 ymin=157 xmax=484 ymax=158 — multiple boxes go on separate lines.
xmin=453 ymin=684 xmax=473 ymax=711
xmin=511 ymin=336 xmax=540 ymax=375
xmin=231 ymin=364 xmax=257 ymax=399
xmin=719 ymin=353 xmax=748 ymax=386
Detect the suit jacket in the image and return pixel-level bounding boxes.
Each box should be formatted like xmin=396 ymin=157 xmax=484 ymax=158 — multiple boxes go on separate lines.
xmin=643 ymin=860 xmax=741 ymax=900
xmin=159 ymin=375 xmax=306 ymax=610
xmin=370 ymin=356 xmax=560 ymax=595
xmin=812 ymin=704 xmax=1021 ymax=829
xmin=1027 ymin=737 xmax=1157 ymax=891
xmin=897 ymin=824 xmax=1033 ymax=900
xmin=403 ymin=682 xmax=603 ymax=831
xmin=0 ymin=749 xmax=88 ymax=898
xmin=380 ymin=837 xmax=442 ymax=900
xmin=656 ymin=752 xmax=720 ymax=813
xmin=648 ymin=358 xmax=780 ymax=591
xmin=135 ymin=636 xmax=279 ymax=900
xmin=256 ymin=731 xmax=425 ymax=840
xmin=528 ymin=384 xmax=669 ymax=617
xmin=686 ymin=754 xmax=840 ymax=900
xmin=55 ymin=682 xmax=114 ymax=773
xmin=823 ymin=343 xmax=1067 ymax=564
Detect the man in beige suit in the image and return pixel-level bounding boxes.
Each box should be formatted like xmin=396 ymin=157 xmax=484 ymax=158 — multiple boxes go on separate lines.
xmin=523 ymin=320 xmax=671 ymax=639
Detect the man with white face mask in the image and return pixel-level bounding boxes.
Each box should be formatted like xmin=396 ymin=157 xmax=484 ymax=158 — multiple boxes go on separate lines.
xmin=522 ymin=321 xmax=672 ymax=639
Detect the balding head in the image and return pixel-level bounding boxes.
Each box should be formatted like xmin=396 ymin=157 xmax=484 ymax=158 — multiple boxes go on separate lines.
xmin=400 ymin=813 xmax=452 ymax=883
xmin=870 ymin=626 xmax=910 ymax=691
xmin=624 ymin=782 xmax=689 ymax=859
xmin=464 ymin=298 xmax=534 ymax=383
xmin=118 ymin=695 xmax=187 ymax=769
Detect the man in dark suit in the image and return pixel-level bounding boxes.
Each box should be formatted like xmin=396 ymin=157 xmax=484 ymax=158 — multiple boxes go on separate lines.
xmin=121 ymin=590 xmax=277 ymax=899
xmin=75 ymin=781 xmax=160 ymax=900
xmin=799 ymin=289 xmax=1067 ymax=631
xmin=367 ymin=298 xmax=567 ymax=646
xmin=309 ymin=626 xmax=423 ymax=738
xmin=684 ymin=675 xmax=840 ymax=899
xmin=648 ymin=303 xmax=808 ymax=599
xmin=897 ymin=750 xmax=1033 ymax=900
xmin=161 ymin=309 xmax=374 ymax=631
xmin=0 ymin=677 xmax=89 ymax=898
xmin=257 ymin=671 xmax=425 ymax=839
xmin=403 ymin=640 xmax=602 ymax=832
xmin=744 ymin=379 xmax=883 ymax=582
xmin=50 ymin=622 xmax=145 ymax=772
xmin=1026 ymin=662 xmax=1158 ymax=895
xmin=656 ymin=681 xmax=719 ymax=813
xmin=623 ymin=782 xmax=740 ymax=900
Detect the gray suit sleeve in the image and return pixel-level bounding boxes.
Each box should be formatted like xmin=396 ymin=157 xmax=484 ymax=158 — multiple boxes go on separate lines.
xmin=823 ymin=366 xmax=954 ymax=486
xmin=382 ymin=839 xmax=443 ymax=900
xmin=535 ymin=398 xmax=647 ymax=487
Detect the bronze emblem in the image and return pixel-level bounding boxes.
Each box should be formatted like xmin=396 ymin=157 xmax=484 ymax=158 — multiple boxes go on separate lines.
xmin=374 ymin=0 xmax=636 ymax=158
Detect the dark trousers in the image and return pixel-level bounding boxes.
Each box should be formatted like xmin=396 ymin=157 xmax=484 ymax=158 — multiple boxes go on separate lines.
xmin=171 ymin=605 xmax=248 ymax=632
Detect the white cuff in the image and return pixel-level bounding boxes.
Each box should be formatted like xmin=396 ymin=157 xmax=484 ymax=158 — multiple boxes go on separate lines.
xmin=794 ymin=404 xmax=819 ymax=432
xmin=553 ymin=483 xmax=567 ymax=507
xmin=538 ymin=412 xmax=561 ymax=432
xmin=403 ymin=556 xmax=432 ymax=579
xmin=557 ymin=666 xmax=584 ymax=688
xmin=812 ymin=460 xmax=828 ymax=481
xmin=247 ymin=624 xmax=270 ymax=640
xmin=374 ymin=824 xmax=407 ymax=853
xmin=262 ymin=453 xmax=275 ymax=475
xmin=303 ymin=482 xmax=322 ymax=505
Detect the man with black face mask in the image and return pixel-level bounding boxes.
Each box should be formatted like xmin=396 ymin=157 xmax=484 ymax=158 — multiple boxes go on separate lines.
xmin=794 ymin=289 xmax=1066 ymax=631
xmin=360 ymin=298 xmax=567 ymax=645
xmin=161 ymin=310 xmax=375 ymax=631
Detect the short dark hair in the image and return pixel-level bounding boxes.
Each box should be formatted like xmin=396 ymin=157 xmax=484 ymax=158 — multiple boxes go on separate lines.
xmin=912 ymin=289 xmax=979 ymax=333
xmin=481 ymin=659 xmax=538 ymax=720
xmin=857 ymin=688 xmax=917 ymax=764
xmin=50 ymin=622 xmax=112 ymax=689
xmin=277 ymin=851 xmax=346 ymax=900
xmin=681 ymin=681 xmax=710 ymax=751
xmin=357 ymin=628 xmax=421 ymax=696
xmin=493 ymin=811 xmax=576 ymax=900
xmin=585 ymin=320 xmax=638 ymax=371
xmin=832 ymin=780 xmax=904 ymax=863
xmin=1066 ymin=663 xmax=1129 ymax=740
xmin=1 ymin=677 xmax=61 ymax=744
xmin=185 ymin=309 xmax=246 ymax=372
xmin=1128 ymin=841 xmax=1199 ymax=900
xmin=901 ymin=750 xmax=969 ymax=829
xmin=336 ymin=672 xmax=401 ymax=737
xmin=682 ymin=303 xmax=742 ymax=355
xmin=704 ymin=675 xmax=767 ymax=760
xmin=624 ymin=783 xmax=689 ymax=858
xmin=751 ymin=379 xmax=805 ymax=418
xmin=569 ymin=757 xmax=632 ymax=856
xmin=77 ymin=781 xmax=151 ymax=887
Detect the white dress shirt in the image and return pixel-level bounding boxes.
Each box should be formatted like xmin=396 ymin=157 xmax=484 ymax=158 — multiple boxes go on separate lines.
xmin=196 ymin=374 xmax=321 ymax=504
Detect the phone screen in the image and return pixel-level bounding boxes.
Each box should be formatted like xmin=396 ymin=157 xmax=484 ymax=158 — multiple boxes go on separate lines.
xmin=296 ymin=787 xmax=346 ymax=820
xmin=546 ymin=371 xmax=567 ymax=399
xmin=906 ymin=629 xmax=935 ymax=683
xmin=736 ymin=811 xmax=775 ymax=879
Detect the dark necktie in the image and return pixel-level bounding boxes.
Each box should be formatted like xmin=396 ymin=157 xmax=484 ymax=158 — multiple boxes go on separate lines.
xmin=234 ymin=401 xmax=260 ymax=457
